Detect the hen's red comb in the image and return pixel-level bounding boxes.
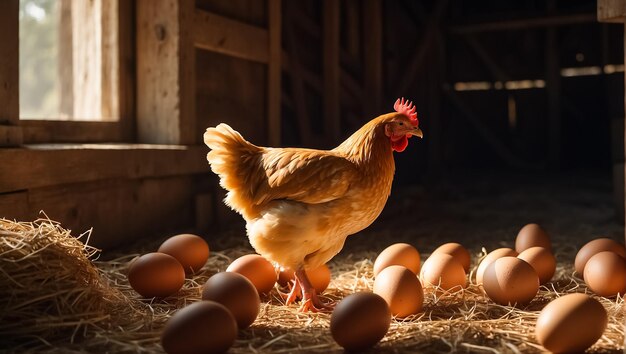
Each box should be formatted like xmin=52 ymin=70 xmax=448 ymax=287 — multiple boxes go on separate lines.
xmin=394 ymin=97 xmax=419 ymax=126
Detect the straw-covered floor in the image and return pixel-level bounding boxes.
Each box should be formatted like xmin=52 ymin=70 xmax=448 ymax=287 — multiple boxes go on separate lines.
xmin=0 ymin=216 xmax=624 ymax=353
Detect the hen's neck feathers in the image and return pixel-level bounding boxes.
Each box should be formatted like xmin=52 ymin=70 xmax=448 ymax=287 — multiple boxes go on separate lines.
xmin=333 ymin=114 xmax=395 ymax=174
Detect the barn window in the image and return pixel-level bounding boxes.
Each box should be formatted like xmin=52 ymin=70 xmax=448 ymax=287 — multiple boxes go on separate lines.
xmin=19 ymin=0 xmax=120 ymax=121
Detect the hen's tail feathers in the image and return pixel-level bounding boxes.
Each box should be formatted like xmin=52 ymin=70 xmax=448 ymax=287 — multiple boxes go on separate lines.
xmin=204 ymin=124 xmax=262 ymax=215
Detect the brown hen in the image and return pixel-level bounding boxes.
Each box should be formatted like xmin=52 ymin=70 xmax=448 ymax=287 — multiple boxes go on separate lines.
xmin=204 ymin=98 xmax=423 ymax=311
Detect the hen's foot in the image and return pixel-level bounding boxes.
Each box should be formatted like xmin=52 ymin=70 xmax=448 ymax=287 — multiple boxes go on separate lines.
xmin=295 ymin=267 xmax=334 ymax=313
xmin=298 ymin=289 xmax=334 ymax=313
xmin=280 ymin=278 xmax=301 ymax=305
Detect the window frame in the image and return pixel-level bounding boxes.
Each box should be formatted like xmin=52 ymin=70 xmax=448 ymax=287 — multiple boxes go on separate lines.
xmin=6 ymin=0 xmax=135 ymax=144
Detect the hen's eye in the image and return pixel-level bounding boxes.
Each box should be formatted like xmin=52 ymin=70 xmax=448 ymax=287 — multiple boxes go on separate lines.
xmin=398 ymin=122 xmax=404 ymax=126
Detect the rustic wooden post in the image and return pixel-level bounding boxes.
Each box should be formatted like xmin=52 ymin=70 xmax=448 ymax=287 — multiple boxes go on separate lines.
xmin=0 ymin=0 xmax=22 ymax=146
xmin=363 ymin=0 xmax=382 ymax=117
xmin=598 ymin=0 xmax=626 ymax=233
xmin=546 ymin=0 xmax=561 ymax=169
xmin=323 ymin=0 xmax=341 ymax=142
xmin=136 ymin=0 xmax=196 ymax=144
xmin=268 ymin=0 xmax=282 ymax=146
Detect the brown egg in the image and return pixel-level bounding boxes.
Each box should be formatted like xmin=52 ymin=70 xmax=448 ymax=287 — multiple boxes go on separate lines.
xmin=201 ymin=272 xmax=260 ymax=329
xmin=128 ymin=253 xmax=185 ymax=298
xmin=515 ymin=223 xmax=551 ymax=253
xmin=226 ymin=254 xmax=277 ymax=294
xmin=373 ymin=265 xmax=424 ymax=317
xmin=535 ymin=293 xmax=607 ymax=353
xmin=158 ymin=234 xmax=210 ymax=274
xmin=475 ymin=248 xmax=518 ymax=285
xmin=431 ymin=242 xmax=471 ymax=272
xmin=574 ymin=238 xmax=626 ymax=276
xmin=584 ymin=251 xmax=626 ymax=297
xmin=517 ymin=247 xmax=556 ymax=285
xmin=420 ymin=253 xmax=466 ymax=291
xmin=277 ymin=264 xmax=331 ymax=294
xmin=330 ymin=292 xmax=391 ymax=351
xmin=483 ymin=257 xmax=539 ymax=306
xmin=161 ymin=301 xmax=238 ymax=354
xmin=373 ymin=243 xmax=421 ymax=276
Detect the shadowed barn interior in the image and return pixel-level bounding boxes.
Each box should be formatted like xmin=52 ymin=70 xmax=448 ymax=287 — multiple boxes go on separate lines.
xmin=0 ymin=0 xmax=625 ymax=352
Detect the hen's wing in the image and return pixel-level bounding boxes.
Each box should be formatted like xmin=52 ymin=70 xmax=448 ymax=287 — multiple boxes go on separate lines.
xmin=251 ymin=149 xmax=358 ymax=205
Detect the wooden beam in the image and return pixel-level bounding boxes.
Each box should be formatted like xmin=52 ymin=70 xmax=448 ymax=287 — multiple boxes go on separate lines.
xmin=443 ymin=85 xmax=538 ymax=170
xmin=0 ymin=144 xmax=208 ymax=194
xmin=284 ymin=4 xmax=312 ymax=146
xmin=426 ymin=30 xmax=445 ymax=180
xmin=0 ymin=0 xmax=18 ymax=126
xmin=449 ymin=13 xmax=596 ymax=34
xmin=345 ymin=0 xmax=360 ymax=62
xmin=0 ymin=177 xmax=197 ymax=250
xmin=323 ymin=0 xmax=341 ymax=141
xmin=21 ymin=120 xmax=126 ymax=144
xmin=546 ymin=1 xmax=561 ymax=169
xmin=394 ymin=0 xmax=448 ymax=100
xmin=363 ymin=0 xmax=383 ymax=117
xmin=117 ymin=0 xmax=135 ymax=141
xmin=267 ymin=0 xmax=282 ymax=146
xmin=193 ymin=9 xmax=269 ymax=64
xmin=0 ymin=126 xmax=23 ymax=146
xmin=598 ymin=0 xmax=626 ymax=23
xmin=136 ymin=0 xmax=196 ymax=144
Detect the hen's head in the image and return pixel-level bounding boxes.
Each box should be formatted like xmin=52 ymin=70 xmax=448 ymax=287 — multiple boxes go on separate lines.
xmin=383 ymin=98 xmax=423 ymax=152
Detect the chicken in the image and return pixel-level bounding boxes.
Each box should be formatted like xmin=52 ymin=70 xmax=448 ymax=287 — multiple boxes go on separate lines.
xmin=204 ymin=98 xmax=423 ymax=312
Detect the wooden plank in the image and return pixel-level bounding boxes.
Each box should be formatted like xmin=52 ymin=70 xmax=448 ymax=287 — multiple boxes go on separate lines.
xmin=284 ymin=4 xmax=312 ymax=146
xmin=363 ymin=0 xmax=382 ymax=117
xmin=611 ymin=118 xmax=624 ymax=163
xmin=100 ymin=0 xmax=119 ymax=120
xmin=195 ymin=192 xmax=214 ymax=232
xmin=59 ymin=0 xmax=74 ymax=118
xmin=267 ymin=0 xmax=282 ymax=146
xmin=598 ymin=0 xmax=626 ymax=23
xmin=426 ymin=30 xmax=445 ymax=180
xmin=0 ymin=191 xmax=29 ymax=221
xmin=193 ymin=9 xmax=269 ymax=64
xmin=71 ymin=0 xmax=115 ymax=120
xmin=21 ymin=121 xmax=125 ymax=143
xmin=3 ymin=177 xmax=197 ymax=249
xmin=545 ymin=1 xmax=561 ymax=169
xmin=613 ymin=163 xmax=625 ymax=223
xmin=179 ymin=0 xmax=197 ymax=144
xmin=0 ymin=0 xmax=18 ymax=126
xmin=323 ymin=0 xmax=341 ymax=141
xmin=449 ymin=13 xmax=596 ymax=34
xmin=136 ymin=0 xmax=196 ymax=144
xmin=443 ymin=86 xmax=537 ymax=170
xmin=394 ymin=0 xmax=448 ymax=100
xmin=345 ymin=0 xmax=360 ymax=62
xmin=116 ymin=0 xmax=135 ymax=141
xmin=0 ymin=126 xmax=23 ymax=146
xmin=0 ymin=144 xmax=208 ymax=194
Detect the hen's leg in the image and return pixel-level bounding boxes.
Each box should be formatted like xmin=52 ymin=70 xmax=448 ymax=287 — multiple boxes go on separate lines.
xmin=282 ymin=277 xmax=301 ymax=305
xmin=294 ymin=267 xmax=334 ymax=312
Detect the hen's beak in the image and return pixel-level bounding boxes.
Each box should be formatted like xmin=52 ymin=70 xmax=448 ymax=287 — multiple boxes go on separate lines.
xmin=408 ymin=127 xmax=423 ymax=138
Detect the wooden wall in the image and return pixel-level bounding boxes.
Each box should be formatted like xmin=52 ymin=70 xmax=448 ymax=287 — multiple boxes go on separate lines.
xmin=0 ymin=0 xmax=623 ymax=250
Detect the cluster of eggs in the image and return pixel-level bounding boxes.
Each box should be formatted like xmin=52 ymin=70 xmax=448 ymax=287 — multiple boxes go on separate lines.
xmin=330 ymin=242 xmax=471 ymax=351
xmin=160 ymin=252 xmax=332 ymax=354
xmin=161 ymin=255 xmax=275 ymax=354
xmin=332 ymin=224 xmax=623 ymax=353
xmin=127 ymin=234 xmax=210 ymax=298
xmin=128 ymin=226 xmax=624 ymax=353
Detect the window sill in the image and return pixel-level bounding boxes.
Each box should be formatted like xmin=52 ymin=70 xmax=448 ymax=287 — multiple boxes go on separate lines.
xmin=0 ymin=143 xmax=209 ymax=193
